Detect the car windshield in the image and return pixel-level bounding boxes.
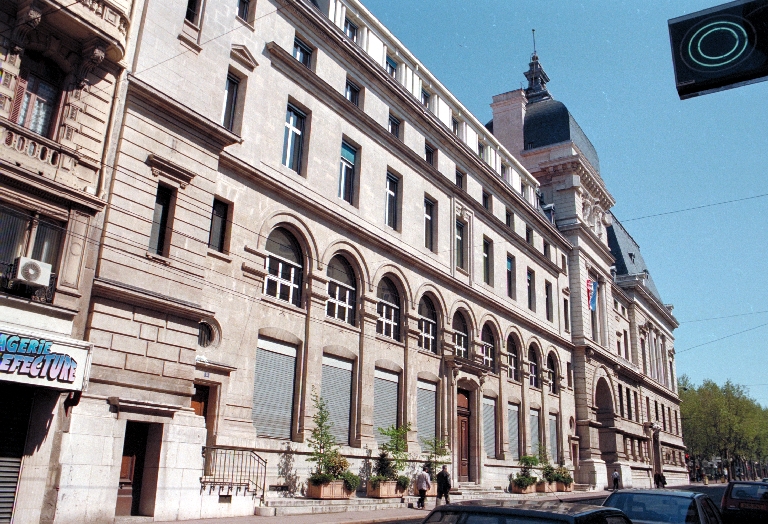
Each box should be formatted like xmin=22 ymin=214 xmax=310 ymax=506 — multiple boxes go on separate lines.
xmin=730 ymin=483 xmax=768 ymax=501
xmin=605 ymin=493 xmax=698 ymax=524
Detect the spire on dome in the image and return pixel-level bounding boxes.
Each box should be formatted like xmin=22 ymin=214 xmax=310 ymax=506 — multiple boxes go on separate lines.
xmin=524 ymin=31 xmax=551 ymax=103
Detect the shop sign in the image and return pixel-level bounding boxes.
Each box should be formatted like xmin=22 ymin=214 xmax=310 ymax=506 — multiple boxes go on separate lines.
xmin=0 ymin=330 xmax=91 ymax=391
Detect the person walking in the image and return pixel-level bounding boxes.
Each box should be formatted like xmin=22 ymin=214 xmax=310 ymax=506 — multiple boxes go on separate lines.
xmin=416 ymin=466 xmax=431 ymax=509
xmin=436 ymin=465 xmax=451 ymax=505
xmin=612 ymin=469 xmax=620 ymax=491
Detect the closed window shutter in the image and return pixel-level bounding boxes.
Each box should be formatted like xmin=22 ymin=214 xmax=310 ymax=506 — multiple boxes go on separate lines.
xmin=373 ymin=369 xmax=398 ymax=444
xmin=417 ymin=380 xmax=436 ymax=444
xmin=252 ymin=338 xmax=296 ymax=439
xmin=508 ymin=404 xmax=520 ymax=461
xmin=549 ymin=414 xmax=558 ymax=463
xmin=9 ymin=72 xmax=28 ymax=125
xmin=482 ymin=397 xmax=496 ymax=458
xmin=530 ymin=409 xmax=540 ymax=457
xmin=0 ymin=383 xmax=33 ymax=522
xmin=321 ymin=356 xmax=353 ymax=446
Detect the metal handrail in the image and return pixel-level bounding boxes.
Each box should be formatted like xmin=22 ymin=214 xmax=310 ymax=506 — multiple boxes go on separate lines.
xmin=200 ymin=446 xmax=267 ymax=502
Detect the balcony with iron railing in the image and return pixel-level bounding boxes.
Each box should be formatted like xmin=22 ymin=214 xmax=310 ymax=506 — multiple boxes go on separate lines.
xmin=0 ymin=261 xmax=57 ymax=304
xmin=200 ymin=446 xmax=267 ymax=502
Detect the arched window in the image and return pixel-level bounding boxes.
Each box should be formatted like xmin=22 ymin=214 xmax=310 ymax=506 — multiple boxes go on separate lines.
xmin=326 ymin=255 xmax=356 ymax=325
xmin=547 ymin=354 xmax=558 ymax=394
xmin=418 ymin=296 xmax=438 ymax=354
xmin=13 ymin=51 xmax=64 ymax=138
xmin=376 ymin=277 xmax=400 ymax=341
xmin=453 ymin=312 xmax=468 ymax=358
xmin=528 ymin=347 xmax=539 ymax=388
xmin=264 ymin=227 xmax=303 ymax=307
xmin=481 ymin=324 xmax=495 ymax=369
xmin=507 ymin=336 xmax=519 ymax=381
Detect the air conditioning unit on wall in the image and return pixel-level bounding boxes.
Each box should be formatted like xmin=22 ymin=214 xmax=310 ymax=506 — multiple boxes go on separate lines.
xmin=11 ymin=257 xmax=52 ymax=287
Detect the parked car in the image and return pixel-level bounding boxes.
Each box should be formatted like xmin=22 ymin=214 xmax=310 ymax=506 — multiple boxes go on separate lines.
xmin=421 ymin=500 xmax=632 ymax=524
xmin=603 ymin=489 xmax=722 ymax=524
xmin=720 ymin=481 xmax=768 ymax=523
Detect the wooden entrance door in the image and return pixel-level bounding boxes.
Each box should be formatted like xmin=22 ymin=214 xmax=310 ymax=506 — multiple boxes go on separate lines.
xmin=115 ymin=422 xmax=149 ymax=516
xmin=457 ymin=389 xmax=471 ymax=482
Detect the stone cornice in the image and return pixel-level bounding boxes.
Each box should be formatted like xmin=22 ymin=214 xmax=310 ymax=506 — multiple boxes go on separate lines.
xmin=618 ymin=276 xmax=678 ymax=329
xmin=92 ymin=277 xmax=214 ymax=320
xmin=126 ymin=74 xmax=242 ymax=148
xmin=146 ymin=154 xmax=196 ymax=189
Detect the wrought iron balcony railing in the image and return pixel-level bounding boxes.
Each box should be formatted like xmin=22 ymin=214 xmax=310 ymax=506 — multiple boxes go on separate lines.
xmin=0 ymin=262 xmax=57 ymax=304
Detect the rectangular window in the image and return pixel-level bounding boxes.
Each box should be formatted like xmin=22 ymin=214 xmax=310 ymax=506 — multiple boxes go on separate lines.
xmin=662 ymin=404 xmax=667 ymax=431
xmin=623 ymin=330 xmax=629 ymax=359
xmin=455 ymin=170 xmax=464 ymax=189
xmin=386 ymin=56 xmax=397 ymax=77
xmin=424 ymin=198 xmax=434 ymax=251
xmin=388 ymin=114 xmax=400 ymax=139
xmin=252 ymin=338 xmax=296 ymax=439
xmin=545 ymin=281 xmax=553 ymax=321
xmin=482 ymin=191 xmax=490 ymax=210
xmin=417 ymin=381 xmax=437 ymax=444
xmin=482 ymin=238 xmax=492 ymax=285
xmin=655 ymin=400 xmax=659 ymax=422
xmin=562 ymin=254 xmax=568 ymax=274
xmin=617 ymin=340 xmax=622 ymax=355
xmin=237 ymin=0 xmax=250 ymax=21
xmin=591 ymin=308 xmax=598 ymax=342
xmin=185 ymin=0 xmax=201 ymax=24
xmin=567 ymin=362 xmax=573 ymax=388
xmin=675 ymin=410 xmax=679 ymax=434
xmin=221 ymin=73 xmax=239 ymax=131
xmin=477 ymin=141 xmax=485 ymax=159
xmin=626 ymin=387 xmax=633 ymax=420
xmin=521 ymin=183 xmax=527 ymax=200
xmin=543 ymin=241 xmax=551 ymax=259
xmin=0 ymin=206 xmax=62 ymax=269
xmin=452 ymin=118 xmax=459 ymax=135
xmin=425 ymin=144 xmax=434 ymax=166
xmin=282 ymin=105 xmax=305 ymax=172
xmin=373 ymin=370 xmax=399 ymax=445
xmin=619 ymin=387 xmax=625 ymax=417
xmin=508 ymin=404 xmax=520 ymax=461
xmin=501 ymin=164 xmax=508 ymax=179
xmin=634 ymin=392 xmax=640 ymax=422
xmin=482 ymin=397 xmax=496 ymax=458
xmin=525 ymin=226 xmax=533 ymax=245
xmin=455 ymin=221 xmax=465 ymax=270
xmin=527 ymin=269 xmax=535 ymax=311
xmin=506 ymin=255 xmax=515 ymax=299
xmin=421 ymin=90 xmax=431 ymax=108
xmin=321 ymin=356 xmax=353 ymax=445
xmin=562 ymin=299 xmax=570 ymax=332
xmin=530 ymin=409 xmax=540 ymax=457
xmin=343 ymin=18 xmax=358 ymax=42
xmin=149 ymin=185 xmax=173 ymax=256
xmin=344 ymin=79 xmax=360 ymax=106
xmin=208 ymin=199 xmax=228 ymax=252
xmin=292 ymin=38 xmax=312 ymax=68
xmin=549 ymin=414 xmax=559 ymax=464
xmin=385 ymin=174 xmax=398 ymax=230
xmin=505 ymin=209 xmax=513 ymax=228
xmin=338 ymin=142 xmax=356 ymax=204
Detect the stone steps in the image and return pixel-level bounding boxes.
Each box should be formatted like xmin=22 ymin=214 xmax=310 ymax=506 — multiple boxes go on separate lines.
xmin=573 ymin=483 xmax=593 ymax=492
xmin=262 ymin=496 xmax=407 ymax=517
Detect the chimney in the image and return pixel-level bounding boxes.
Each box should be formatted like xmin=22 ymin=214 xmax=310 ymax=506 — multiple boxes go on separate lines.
xmin=490 ymin=89 xmax=527 ymax=163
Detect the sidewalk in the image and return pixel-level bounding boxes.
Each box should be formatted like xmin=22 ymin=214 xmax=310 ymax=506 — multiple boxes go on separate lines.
xmin=153 ymin=490 xmax=612 ymax=524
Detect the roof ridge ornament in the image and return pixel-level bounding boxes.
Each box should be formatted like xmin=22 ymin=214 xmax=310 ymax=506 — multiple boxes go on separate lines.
xmin=524 ymin=29 xmax=552 ymax=104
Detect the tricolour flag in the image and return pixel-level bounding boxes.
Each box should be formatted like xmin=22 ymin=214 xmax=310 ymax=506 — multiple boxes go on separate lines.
xmin=587 ymin=279 xmax=598 ymax=311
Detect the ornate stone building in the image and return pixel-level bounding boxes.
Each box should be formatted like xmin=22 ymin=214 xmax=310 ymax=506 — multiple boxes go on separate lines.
xmin=0 ymin=0 xmax=132 ymax=522
xmin=0 ymin=0 xmax=684 ymax=522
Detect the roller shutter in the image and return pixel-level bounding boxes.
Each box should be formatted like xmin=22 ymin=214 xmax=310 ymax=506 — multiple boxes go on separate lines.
xmin=0 ymin=383 xmax=33 ymax=524
xmin=373 ymin=369 xmax=399 ymax=444
xmin=530 ymin=409 xmax=540 ymax=457
xmin=508 ymin=404 xmax=520 ymax=461
xmin=417 ymin=380 xmax=437 ymax=444
xmin=549 ymin=414 xmax=559 ymax=463
xmin=482 ymin=397 xmax=496 ymax=458
xmin=321 ymin=356 xmax=353 ymax=446
xmin=252 ymin=338 xmax=296 ymax=439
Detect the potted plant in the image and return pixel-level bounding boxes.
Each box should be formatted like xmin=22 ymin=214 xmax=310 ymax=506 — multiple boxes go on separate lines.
xmin=510 ymin=455 xmax=538 ymax=494
xmin=553 ymin=466 xmax=573 ymax=492
xmin=537 ymin=463 xmax=556 ymax=492
xmin=368 ymin=423 xmax=411 ymax=498
xmin=306 ymin=389 xmax=361 ymax=499
xmin=421 ymin=436 xmax=449 ymax=497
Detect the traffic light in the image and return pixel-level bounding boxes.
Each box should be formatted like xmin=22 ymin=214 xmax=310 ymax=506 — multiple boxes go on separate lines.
xmin=668 ymin=0 xmax=768 ymax=99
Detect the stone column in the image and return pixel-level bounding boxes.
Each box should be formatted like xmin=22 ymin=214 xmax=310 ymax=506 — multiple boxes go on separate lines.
xmin=498 ymin=348 xmax=509 ymax=460
xmin=541 ymin=377 xmax=550 ymax=461
xmin=357 ymin=295 xmax=379 ymax=447
xmin=405 ymin=311 xmax=421 ymax=451
xmin=520 ymin=362 xmax=531 ymax=455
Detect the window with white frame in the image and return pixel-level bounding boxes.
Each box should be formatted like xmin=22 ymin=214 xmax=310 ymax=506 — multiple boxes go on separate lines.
xmin=386 ymin=56 xmax=397 ymax=77
xmin=455 ymin=220 xmax=465 ymax=270
xmin=343 ymin=18 xmax=358 ymax=42
xmin=292 ymin=38 xmax=312 ymax=68
xmin=481 ymin=324 xmax=495 ymax=369
xmin=264 ymin=227 xmax=303 ymax=307
xmin=221 ymin=73 xmax=239 ymax=131
xmin=385 ymin=173 xmax=398 ymax=229
xmin=345 ymin=79 xmax=360 ymax=106
xmin=339 ymin=142 xmax=356 ymax=204
xmin=326 ymin=255 xmax=356 ymax=325
xmin=421 ymin=89 xmax=431 ymax=108
xmin=507 ymin=335 xmax=519 ymax=381
xmin=482 ymin=238 xmax=493 ymax=285
xmin=388 ymin=114 xmax=400 ymax=139
xmin=376 ymin=277 xmax=400 ymax=341
xmin=547 ymin=354 xmax=558 ymax=394
xmin=418 ymin=296 xmax=438 ymax=354
xmin=453 ymin=312 xmax=469 ymax=358
xmin=282 ymin=105 xmax=305 ymax=172
xmin=528 ymin=347 xmax=540 ymax=388
xmin=424 ymin=198 xmax=434 ymax=251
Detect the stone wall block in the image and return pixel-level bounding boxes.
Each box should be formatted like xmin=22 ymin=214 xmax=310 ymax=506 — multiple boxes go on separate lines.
xmin=111 ymin=334 xmax=148 ymax=355
xmin=90 ymin=347 xmax=126 ymax=369
xmin=91 ymin=311 xmax=141 ymax=337
xmin=163 ymin=361 xmax=194 ymax=381
xmin=134 ymin=307 xmax=168 ymax=327
xmin=140 ymin=323 xmax=159 ymax=341
xmin=87 ymin=329 xmax=113 ymax=349
xmin=92 ymin=298 xmax=134 ymax=319
xmin=158 ymin=327 xmax=197 ymax=348
xmin=147 ymin=341 xmax=181 ymax=361
xmin=179 ymin=348 xmax=197 ymax=365
xmin=125 ymin=354 xmax=164 ymax=375
xmin=166 ymin=314 xmax=199 ymax=335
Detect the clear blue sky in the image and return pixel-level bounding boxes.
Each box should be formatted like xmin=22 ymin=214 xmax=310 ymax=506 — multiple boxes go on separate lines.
xmin=362 ymin=0 xmax=768 ymax=406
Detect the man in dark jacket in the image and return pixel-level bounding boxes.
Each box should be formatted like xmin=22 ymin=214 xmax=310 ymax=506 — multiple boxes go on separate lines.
xmin=436 ymin=465 xmax=451 ymax=505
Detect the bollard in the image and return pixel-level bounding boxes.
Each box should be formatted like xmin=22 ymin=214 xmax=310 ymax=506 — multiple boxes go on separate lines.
xmin=703 ymin=475 xmax=709 ymax=485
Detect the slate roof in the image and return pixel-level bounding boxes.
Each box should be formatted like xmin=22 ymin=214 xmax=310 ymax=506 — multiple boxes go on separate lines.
xmin=607 ymin=213 xmax=663 ymax=303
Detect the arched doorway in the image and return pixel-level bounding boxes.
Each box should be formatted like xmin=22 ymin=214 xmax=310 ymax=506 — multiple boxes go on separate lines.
xmin=594 ymin=378 xmax=618 ymax=471
xmin=457 ymin=389 xmax=472 ymax=482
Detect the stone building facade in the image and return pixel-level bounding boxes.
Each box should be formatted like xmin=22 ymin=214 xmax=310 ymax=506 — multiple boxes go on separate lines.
xmin=0 ymin=0 xmax=684 ymax=522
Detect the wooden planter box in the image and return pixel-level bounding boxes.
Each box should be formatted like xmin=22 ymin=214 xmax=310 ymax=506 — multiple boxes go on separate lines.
xmin=306 ymin=480 xmax=354 ymax=499
xmin=367 ymin=480 xmax=406 ymax=498
xmin=556 ymin=482 xmax=573 ymax=492
xmin=536 ymin=482 xmax=555 ymax=493
xmin=412 ymin=481 xmax=437 ymax=496
xmin=511 ymin=483 xmax=536 ymax=494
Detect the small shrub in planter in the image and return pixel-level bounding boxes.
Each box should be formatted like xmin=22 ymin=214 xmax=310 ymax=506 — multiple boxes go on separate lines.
xmin=554 ymin=466 xmax=573 ymax=492
xmin=510 ymin=455 xmax=539 ymax=494
xmin=368 ymin=425 xmax=411 ymax=498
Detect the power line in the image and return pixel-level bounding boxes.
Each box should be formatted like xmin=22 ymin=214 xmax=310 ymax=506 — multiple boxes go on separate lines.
xmin=622 ymin=192 xmax=768 ymax=222
xmin=679 ymin=309 xmax=768 ymax=324
xmin=676 ymin=321 xmax=768 ymax=354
